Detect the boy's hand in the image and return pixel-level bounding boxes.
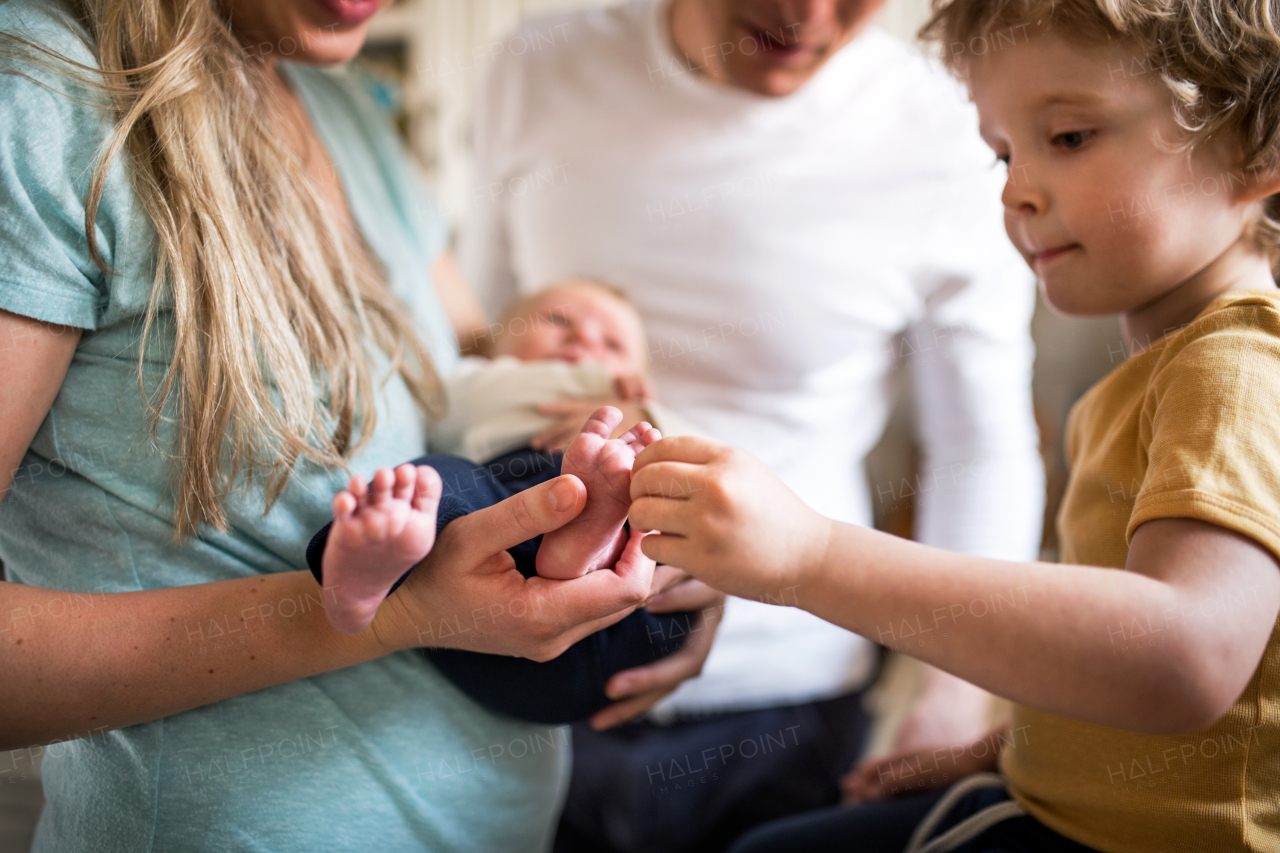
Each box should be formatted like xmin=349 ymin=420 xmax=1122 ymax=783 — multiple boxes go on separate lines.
xmin=628 ymin=437 xmax=832 ymax=602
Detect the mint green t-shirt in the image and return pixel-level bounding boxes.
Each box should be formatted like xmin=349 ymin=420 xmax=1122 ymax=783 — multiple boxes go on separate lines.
xmin=0 ymin=3 xmax=568 ymax=850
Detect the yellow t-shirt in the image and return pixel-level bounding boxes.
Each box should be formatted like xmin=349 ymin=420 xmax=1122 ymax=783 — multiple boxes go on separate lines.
xmin=1002 ymin=290 xmax=1280 ymax=853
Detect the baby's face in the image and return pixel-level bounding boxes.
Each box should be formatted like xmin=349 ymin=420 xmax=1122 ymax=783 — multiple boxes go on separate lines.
xmin=495 ymin=283 xmax=648 ymax=378
xmin=969 ymin=27 xmax=1251 ymax=318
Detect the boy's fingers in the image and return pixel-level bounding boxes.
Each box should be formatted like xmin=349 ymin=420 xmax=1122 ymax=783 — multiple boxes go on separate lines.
xmin=449 ymin=475 xmax=586 ymax=560
xmin=632 ymin=435 xmax=723 ymax=471
xmin=638 ymin=531 xmax=690 ymax=567
xmin=629 ymin=461 xmax=711 ymax=503
xmin=629 ymin=495 xmax=692 ymax=536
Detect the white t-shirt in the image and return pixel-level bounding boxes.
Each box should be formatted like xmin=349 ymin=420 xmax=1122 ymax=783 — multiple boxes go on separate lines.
xmin=459 ymin=0 xmax=1044 ymax=714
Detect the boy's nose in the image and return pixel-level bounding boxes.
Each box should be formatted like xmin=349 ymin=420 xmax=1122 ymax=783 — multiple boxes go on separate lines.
xmin=1001 ymin=160 xmax=1047 ymax=216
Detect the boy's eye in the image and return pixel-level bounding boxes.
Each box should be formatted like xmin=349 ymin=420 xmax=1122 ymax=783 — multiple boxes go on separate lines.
xmin=1052 ymin=129 xmax=1093 ymax=150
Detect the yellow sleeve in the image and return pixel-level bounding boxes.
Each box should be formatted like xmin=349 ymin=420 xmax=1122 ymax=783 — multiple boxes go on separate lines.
xmin=1128 ymin=308 xmax=1280 ymax=561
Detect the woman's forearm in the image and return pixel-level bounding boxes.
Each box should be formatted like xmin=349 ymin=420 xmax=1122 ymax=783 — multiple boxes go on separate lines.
xmin=805 ymin=520 xmax=1275 ymax=734
xmin=0 ymin=572 xmax=391 ymax=749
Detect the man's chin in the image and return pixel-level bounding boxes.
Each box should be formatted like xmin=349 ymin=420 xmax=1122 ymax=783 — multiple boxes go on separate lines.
xmin=727 ymin=62 xmax=821 ymax=97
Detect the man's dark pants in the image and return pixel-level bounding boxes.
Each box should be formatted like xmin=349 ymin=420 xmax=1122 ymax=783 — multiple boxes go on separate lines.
xmin=554 ymin=689 xmax=872 ymax=853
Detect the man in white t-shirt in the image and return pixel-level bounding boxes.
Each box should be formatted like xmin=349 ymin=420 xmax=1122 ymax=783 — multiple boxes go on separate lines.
xmin=458 ymin=0 xmax=1044 ymax=850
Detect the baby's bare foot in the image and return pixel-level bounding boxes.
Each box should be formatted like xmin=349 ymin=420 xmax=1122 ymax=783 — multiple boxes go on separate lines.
xmin=536 ymin=407 xmax=661 ymax=579
xmin=321 ymin=463 xmax=442 ymax=633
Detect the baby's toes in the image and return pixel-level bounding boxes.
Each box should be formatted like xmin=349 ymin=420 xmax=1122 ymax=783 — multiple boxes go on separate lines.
xmin=347 ymin=475 xmax=369 ymax=506
xmin=412 ymin=465 xmax=443 ymax=515
xmin=392 ymin=464 xmax=417 ymax=501
xmin=332 ymin=490 xmax=358 ymax=521
xmin=369 ymin=467 xmax=396 ymax=505
xmin=618 ymin=421 xmax=655 ymax=448
xmin=636 ymin=426 xmax=662 ymax=451
xmin=581 ymin=406 xmax=624 ymax=440
xmin=598 ymin=441 xmax=642 ymax=482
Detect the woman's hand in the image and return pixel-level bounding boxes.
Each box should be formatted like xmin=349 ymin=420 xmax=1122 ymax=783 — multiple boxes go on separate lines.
xmin=629 ymin=437 xmax=832 ymax=602
xmin=373 ymin=476 xmax=656 ymax=662
xmin=532 ymin=398 xmax=649 ymax=452
xmin=587 ymin=573 xmax=725 ymax=730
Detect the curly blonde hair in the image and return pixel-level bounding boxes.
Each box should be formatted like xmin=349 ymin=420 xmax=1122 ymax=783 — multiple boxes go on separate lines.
xmin=920 ymin=0 xmax=1280 ymax=260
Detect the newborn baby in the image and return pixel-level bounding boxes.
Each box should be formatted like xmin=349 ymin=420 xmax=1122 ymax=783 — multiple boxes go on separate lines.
xmin=432 ymin=279 xmax=694 ymax=475
xmin=304 ymin=279 xmax=698 ymax=724
xmin=433 ymin=279 xmax=696 ymax=578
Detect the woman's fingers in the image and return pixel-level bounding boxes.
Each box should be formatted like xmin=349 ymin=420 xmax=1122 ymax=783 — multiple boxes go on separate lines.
xmin=520 ymin=529 xmax=656 ymax=646
xmin=645 ymin=578 xmax=723 ymax=613
xmin=609 ymin=527 xmax=659 ymax=591
xmin=448 ymin=475 xmax=586 ymax=562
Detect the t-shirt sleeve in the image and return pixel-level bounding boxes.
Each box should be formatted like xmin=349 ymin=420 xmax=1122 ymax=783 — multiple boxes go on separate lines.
xmin=0 ymin=18 xmax=121 ymax=330
xmin=1129 ymin=306 xmax=1280 ymax=561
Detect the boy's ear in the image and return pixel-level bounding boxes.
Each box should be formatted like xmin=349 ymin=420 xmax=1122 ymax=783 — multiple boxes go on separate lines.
xmin=1235 ymin=164 xmax=1280 ymax=204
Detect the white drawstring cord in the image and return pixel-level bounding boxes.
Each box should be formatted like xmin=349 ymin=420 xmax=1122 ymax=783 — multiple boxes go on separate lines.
xmin=902 ymin=773 xmax=1026 ymax=853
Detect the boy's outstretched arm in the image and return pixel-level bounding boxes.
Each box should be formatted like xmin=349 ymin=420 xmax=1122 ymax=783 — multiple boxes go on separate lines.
xmin=629 ymin=437 xmax=1280 ymax=736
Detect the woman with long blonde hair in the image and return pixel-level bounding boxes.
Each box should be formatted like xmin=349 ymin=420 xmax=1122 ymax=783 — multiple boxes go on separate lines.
xmin=0 ymin=1 xmax=685 ymax=848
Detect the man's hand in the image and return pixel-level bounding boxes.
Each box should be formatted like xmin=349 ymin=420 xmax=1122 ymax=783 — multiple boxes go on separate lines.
xmin=888 ymin=666 xmax=994 ymax=756
xmin=588 ymin=574 xmax=724 ymax=730
xmin=840 ymin=725 xmax=1006 ymax=804
xmin=841 ymin=663 xmax=995 ymax=803
xmin=628 ymin=437 xmax=831 ymax=602
xmin=613 ymin=373 xmax=655 ymax=402
xmin=532 ymin=399 xmax=649 ymax=452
